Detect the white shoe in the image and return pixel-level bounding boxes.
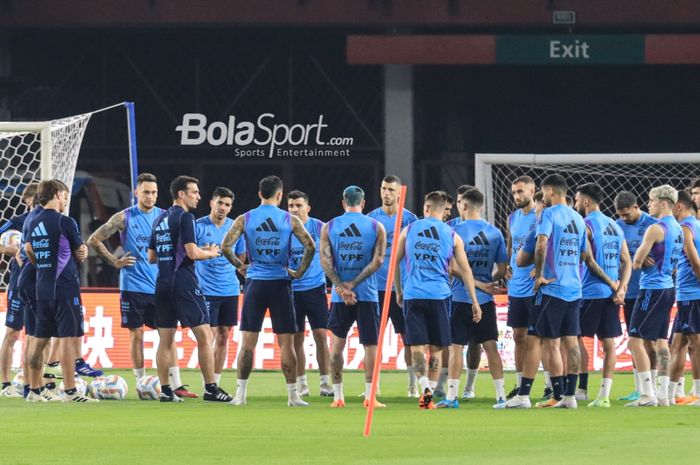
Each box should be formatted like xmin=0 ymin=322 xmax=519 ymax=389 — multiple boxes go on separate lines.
xmin=408 ymin=386 xmax=420 ymax=398
xmin=319 ymin=384 xmax=334 ymax=397
xmin=554 ymin=395 xmax=578 ymax=409
xmin=492 ymin=398 xmax=507 ymax=409
xmin=658 ymin=398 xmax=670 ymax=407
xmin=461 ymin=390 xmax=475 ymax=400
xmin=575 ymin=388 xmax=588 ymax=401
xmin=297 ymin=383 xmax=310 ymax=397
xmin=625 ymin=395 xmax=658 ymax=407
xmin=63 ymin=392 xmax=99 ymax=403
xmin=0 ymin=385 xmax=22 ymax=398
xmin=42 ymin=389 xmax=62 ymax=402
xmin=26 ymin=391 xmax=47 ymax=403
xmin=288 ymin=397 xmax=309 ymax=407
xmin=229 ymin=397 xmax=246 ymax=406
xmin=503 ymin=395 xmax=531 ymax=409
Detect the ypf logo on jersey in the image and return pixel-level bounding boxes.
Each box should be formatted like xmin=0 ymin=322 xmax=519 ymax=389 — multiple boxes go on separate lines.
xmin=175 ymin=113 xmax=353 ymax=159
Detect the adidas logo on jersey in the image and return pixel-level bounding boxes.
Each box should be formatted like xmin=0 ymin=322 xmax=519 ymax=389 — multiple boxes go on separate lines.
xmin=564 ymin=220 xmax=579 ymax=234
xmin=417 ymin=226 xmax=440 ymax=240
xmin=674 ymin=234 xmax=684 ymax=244
xmin=155 ymin=218 xmax=169 ymax=231
xmin=339 ymin=223 xmax=362 ymax=237
xmin=603 ymin=224 xmax=618 ymax=236
xmin=469 ymin=231 xmax=490 ymax=246
xmin=255 ymin=217 xmax=279 ymax=232
xmin=31 ymin=222 xmax=48 ymax=237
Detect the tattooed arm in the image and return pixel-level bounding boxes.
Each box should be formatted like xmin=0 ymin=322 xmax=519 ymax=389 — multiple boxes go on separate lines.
xmin=86 ymin=211 xmax=136 ymax=268
xmin=347 ymin=223 xmax=386 ymax=289
xmin=222 ymin=215 xmax=247 ymax=274
xmin=287 ymin=215 xmax=316 ymax=279
xmin=319 ymin=224 xmax=343 ymax=287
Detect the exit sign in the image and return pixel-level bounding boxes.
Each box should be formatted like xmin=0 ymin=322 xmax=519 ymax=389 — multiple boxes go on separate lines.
xmin=553 ymin=11 xmax=576 ymax=25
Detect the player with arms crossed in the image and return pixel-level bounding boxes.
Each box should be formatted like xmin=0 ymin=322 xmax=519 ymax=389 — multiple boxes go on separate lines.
xmin=148 ymin=175 xmax=231 ymax=403
xmin=222 ymin=175 xmax=315 ymax=407
xmin=626 ymin=185 xmax=684 ymax=407
xmin=395 ymin=191 xmax=482 ymax=409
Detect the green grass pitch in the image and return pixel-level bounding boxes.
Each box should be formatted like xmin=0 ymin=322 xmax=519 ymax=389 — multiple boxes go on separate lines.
xmin=1 ymin=370 xmax=698 ymax=465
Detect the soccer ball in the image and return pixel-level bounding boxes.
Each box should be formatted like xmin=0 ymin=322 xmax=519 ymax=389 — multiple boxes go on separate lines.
xmin=0 ymin=229 xmax=22 ymax=248
xmin=136 ymin=375 xmax=161 ymax=400
xmin=92 ymin=375 xmax=128 ymax=400
xmin=11 ymin=371 xmax=24 ymax=395
xmin=59 ymin=377 xmax=88 ymax=396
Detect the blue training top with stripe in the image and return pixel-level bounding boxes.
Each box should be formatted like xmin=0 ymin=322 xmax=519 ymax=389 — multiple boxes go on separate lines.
xmin=243 ymin=204 xmax=293 ymax=280
xmin=120 ymin=205 xmax=162 ymax=294
xmin=403 ymin=217 xmax=455 ymax=300
xmin=149 ymin=205 xmax=198 ymax=291
xmin=639 ymin=215 xmax=684 ymax=290
xmin=582 ymin=210 xmax=624 ymax=299
xmin=507 ymin=208 xmax=537 ymax=297
xmin=28 ymin=208 xmax=83 ymax=300
xmin=367 ymin=207 xmax=418 ymax=291
xmin=616 ymin=211 xmax=656 ymax=299
xmin=537 ymin=204 xmax=587 ymax=302
xmin=289 ymin=217 xmax=326 ymax=291
xmin=195 ymin=215 xmax=245 ymax=296
xmin=451 ymin=218 xmax=507 ymax=304
xmin=676 ymin=215 xmax=700 ymax=301
xmin=0 ymin=213 xmax=28 ymax=291
xmin=17 ymin=206 xmax=43 ymax=292
xmin=327 ymin=211 xmax=379 ymax=303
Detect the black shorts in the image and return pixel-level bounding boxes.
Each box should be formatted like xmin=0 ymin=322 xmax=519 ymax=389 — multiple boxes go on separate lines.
xmin=623 ymin=298 xmax=637 ymax=331
xmin=378 ymin=290 xmax=406 ymax=334
xmin=674 ymin=299 xmax=700 ymax=335
xmin=120 ymin=291 xmax=156 ymax=329
xmin=528 ymin=292 xmax=580 ymax=339
xmin=19 ymin=287 xmax=37 ymax=336
xmin=293 ymin=285 xmax=328 ymax=331
xmin=35 ymin=297 xmax=84 ymax=338
xmin=240 ymin=279 xmax=297 ymax=334
xmin=451 ymin=301 xmax=498 ymax=345
xmin=579 ymin=298 xmax=623 ymax=339
xmin=155 ymin=288 xmax=209 ymax=329
xmin=205 ymin=295 xmax=239 ymax=327
xmin=629 ymin=288 xmax=675 ymax=341
xmin=403 ymin=298 xmax=451 ymax=347
xmin=4 ymin=289 xmax=24 ymax=331
xmin=507 ymin=295 xmax=533 ymax=329
xmin=328 ymin=301 xmax=379 ymax=345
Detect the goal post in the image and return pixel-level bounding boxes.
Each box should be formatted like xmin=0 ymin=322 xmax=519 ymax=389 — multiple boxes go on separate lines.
xmin=475 ymin=152 xmax=700 ymax=232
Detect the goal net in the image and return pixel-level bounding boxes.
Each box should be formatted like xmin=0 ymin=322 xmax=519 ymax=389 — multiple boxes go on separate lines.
xmin=475 ymin=153 xmax=700 ymax=233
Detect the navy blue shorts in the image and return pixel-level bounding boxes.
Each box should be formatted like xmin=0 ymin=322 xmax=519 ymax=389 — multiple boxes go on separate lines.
xmin=629 ymin=288 xmax=675 ymax=341
xmin=20 ymin=287 xmax=37 ymax=336
xmin=579 ymin=298 xmax=623 ymax=339
xmin=507 ymin=295 xmax=533 ymax=329
xmin=205 ymin=295 xmax=239 ymax=327
xmin=623 ymin=298 xmax=637 ymax=332
xmin=451 ymin=301 xmax=498 ymax=345
xmin=328 ymin=301 xmax=379 ymax=345
xmin=120 ymin=291 xmax=156 ymax=329
xmin=293 ymin=285 xmax=328 ymax=331
xmin=403 ymin=298 xmax=451 ymax=347
xmin=674 ymin=299 xmax=700 ymax=335
xmin=528 ymin=292 xmax=580 ymax=339
xmin=35 ymin=296 xmax=84 ymax=338
xmin=378 ymin=290 xmax=406 ymax=334
xmin=240 ymin=279 xmax=297 ymax=334
xmin=4 ymin=289 xmax=24 ymax=331
xmin=155 ymin=288 xmax=209 ymax=329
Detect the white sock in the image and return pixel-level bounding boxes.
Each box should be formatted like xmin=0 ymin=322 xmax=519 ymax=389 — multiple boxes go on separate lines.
xmin=658 ymin=375 xmax=669 ymax=400
xmin=287 ymin=383 xmax=300 ymax=401
xmin=169 ymin=367 xmax=183 ymax=389
xmin=418 ymin=375 xmax=430 ymax=392
xmin=333 ymin=383 xmax=344 ymax=401
xmin=365 ymin=383 xmax=373 ymax=398
xmin=133 ymin=368 xmax=145 ymax=380
xmin=436 ymin=367 xmax=449 ymax=391
xmin=638 ymin=371 xmax=654 ymax=397
xmin=214 ymin=373 xmax=222 ymax=384
xmin=677 ymin=377 xmax=685 ymax=397
xmin=544 ymin=371 xmax=552 ymax=389
xmin=296 ymin=375 xmax=307 ymax=386
xmin=407 ymin=366 xmax=417 ymax=388
xmin=493 ymin=378 xmax=505 ymax=401
xmin=693 ymin=379 xmax=700 ymax=396
xmin=669 ymin=381 xmax=679 ymax=400
xmin=428 ymin=380 xmax=438 ymax=391
xmin=651 ymin=369 xmax=658 ymax=395
xmin=320 ymin=374 xmax=330 ymax=386
xmin=465 ymin=368 xmax=478 ymax=392
xmin=599 ymin=378 xmax=613 ymax=399
xmin=633 ymin=368 xmax=639 ymax=392
xmin=516 ymin=371 xmax=523 ymax=387
xmin=236 ymin=379 xmax=248 ymax=399
xmin=446 ymin=378 xmax=460 ymax=401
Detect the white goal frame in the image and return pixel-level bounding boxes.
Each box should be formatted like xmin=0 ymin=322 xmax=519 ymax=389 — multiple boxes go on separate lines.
xmin=0 ymin=121 xmax=53 ymax=179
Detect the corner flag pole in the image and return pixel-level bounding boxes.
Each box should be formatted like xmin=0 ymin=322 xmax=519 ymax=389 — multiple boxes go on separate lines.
xmin=364 ymin=185 xmax=407 ymax=437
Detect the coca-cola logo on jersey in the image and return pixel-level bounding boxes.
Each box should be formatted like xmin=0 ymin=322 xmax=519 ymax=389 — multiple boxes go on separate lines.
xmin=255 ymin=237 xmax=280 ymax=246
xmin=339 ymin=241 xmax=363 ymax=251
xmin=414 ymin=241 xmax=439 ymax=253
